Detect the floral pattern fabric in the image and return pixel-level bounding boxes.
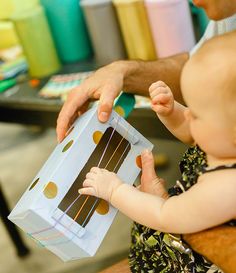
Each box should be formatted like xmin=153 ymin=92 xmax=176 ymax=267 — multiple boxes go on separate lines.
xmin=129 ymin=146 xmax=235 ymax=273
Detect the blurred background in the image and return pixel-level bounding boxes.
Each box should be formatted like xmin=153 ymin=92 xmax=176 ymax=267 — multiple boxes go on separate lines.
xmin=0 ymin=0 xmax=208 ymax=272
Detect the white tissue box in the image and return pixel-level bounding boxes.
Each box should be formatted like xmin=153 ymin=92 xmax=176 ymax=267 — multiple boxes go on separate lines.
xmin=8 ymin=106 xmax=153 ymax=261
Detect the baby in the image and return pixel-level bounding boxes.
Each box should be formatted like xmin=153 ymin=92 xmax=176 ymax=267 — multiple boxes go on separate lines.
xmin=79 ymin=31 xmax=236 ymax=272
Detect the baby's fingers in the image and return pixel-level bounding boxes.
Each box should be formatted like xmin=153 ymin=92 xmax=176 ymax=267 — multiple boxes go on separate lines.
xmin=78 ymin=187 xmax=96 ymax=196
xmin=83 ymin=178 xmax=93 ymax=187
xmin=86 ymin=172 xmax=96 ymax=180
xmin=151 ymin=103 xmax=173 ymax=116
xmin=149 ymin=86 xmax=168 ymax=99
xmin=149 ymin=81 xmax=167 ymax=93
xmin=90 ymin=167 xmax=101 ymax=173
xmin=152 ymin=93 xmax=172 ymax=105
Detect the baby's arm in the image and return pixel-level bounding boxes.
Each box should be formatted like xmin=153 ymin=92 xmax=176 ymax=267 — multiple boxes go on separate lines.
xmin=149 ymin=81 xmax=193 ymax=144
xmin=79 ymin=168 xmax=236 ymax=234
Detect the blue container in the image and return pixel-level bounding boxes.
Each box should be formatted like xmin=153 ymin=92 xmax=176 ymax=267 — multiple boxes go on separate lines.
xmin=40 ymin=0 xmax=93 ymax=63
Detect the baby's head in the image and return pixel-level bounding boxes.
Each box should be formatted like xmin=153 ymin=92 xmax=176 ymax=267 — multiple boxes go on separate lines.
xmin=181 ymin=31 xmax=236 ymax=159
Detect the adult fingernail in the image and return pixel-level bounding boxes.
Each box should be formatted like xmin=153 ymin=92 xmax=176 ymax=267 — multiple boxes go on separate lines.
xmin=141 ymin=149 xmax=149 ymax=157
xmin=99 ymin=112 xmax=108 ymax=122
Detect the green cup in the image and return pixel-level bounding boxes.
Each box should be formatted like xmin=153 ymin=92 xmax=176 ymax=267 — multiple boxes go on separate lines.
xmin=12 ymin=5 xmax=61 ymax=78
xmin=40 ymin=0 xmax=93 ymax=63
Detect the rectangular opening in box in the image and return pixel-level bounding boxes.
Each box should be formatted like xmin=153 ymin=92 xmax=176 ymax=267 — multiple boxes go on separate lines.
xmin=58 ymin=127 xmax=131 ymax=227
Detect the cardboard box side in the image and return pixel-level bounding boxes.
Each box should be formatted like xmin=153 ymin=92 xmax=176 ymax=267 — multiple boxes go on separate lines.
xmin=8 ymin=107 xmax=97 ymax=218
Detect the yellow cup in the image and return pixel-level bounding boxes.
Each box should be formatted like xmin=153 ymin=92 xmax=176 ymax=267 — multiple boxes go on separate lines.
xmin=0 ymin=0 xmax=39 ymax=19
xmin=12 ymin=5 xmax=61 ymax=78
xmin=0 ymin=21 xmax=19 ymax=49
xmin=113 ymin=0 xmax=157 ymax=60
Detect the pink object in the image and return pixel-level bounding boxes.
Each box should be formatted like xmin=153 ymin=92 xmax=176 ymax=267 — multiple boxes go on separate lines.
xmin=145 ymin=0 xmax=196 ymax=58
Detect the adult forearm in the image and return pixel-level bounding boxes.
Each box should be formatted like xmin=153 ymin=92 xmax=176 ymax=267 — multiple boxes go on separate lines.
xmin=116 ymin=53 xmax=189 ymax=103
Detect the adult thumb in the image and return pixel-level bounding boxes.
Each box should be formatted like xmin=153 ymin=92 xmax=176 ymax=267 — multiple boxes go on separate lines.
xmin=141 ymin=150 xmax=157 ymax=181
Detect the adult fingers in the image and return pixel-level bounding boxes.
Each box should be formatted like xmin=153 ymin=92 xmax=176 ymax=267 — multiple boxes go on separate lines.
xmin=98 ymin=87 xmax=119 ymax=122
xmin=56 ymin=87 xmax=89 ymax=142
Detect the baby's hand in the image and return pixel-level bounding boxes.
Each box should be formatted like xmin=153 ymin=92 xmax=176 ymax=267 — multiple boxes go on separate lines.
xmin=79 ymin=167 xmax=123 ymax=202
xmin=149 ymin=81 xmax=174 ymax=116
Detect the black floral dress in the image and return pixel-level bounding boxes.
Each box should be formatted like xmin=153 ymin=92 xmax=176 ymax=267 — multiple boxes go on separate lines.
xmin=129 ymin=145 xmax=236 ymax=273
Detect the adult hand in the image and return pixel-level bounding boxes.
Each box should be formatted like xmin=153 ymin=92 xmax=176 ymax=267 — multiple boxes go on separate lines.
xmin=56 ymin=62 xmax=126 ymax=142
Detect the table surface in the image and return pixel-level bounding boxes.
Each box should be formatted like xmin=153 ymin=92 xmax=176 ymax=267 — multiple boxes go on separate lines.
xmin=0 ymin=60 xmax=174 ymax=140
xmin=0 ymin=60 xmax=97 ymax=110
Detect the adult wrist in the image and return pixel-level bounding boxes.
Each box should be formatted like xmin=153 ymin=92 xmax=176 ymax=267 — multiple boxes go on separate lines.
xmin=110 ymin=60 xmax=137 ymax=75
xmin=110 ymin=60 xmax=140 ymax=90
